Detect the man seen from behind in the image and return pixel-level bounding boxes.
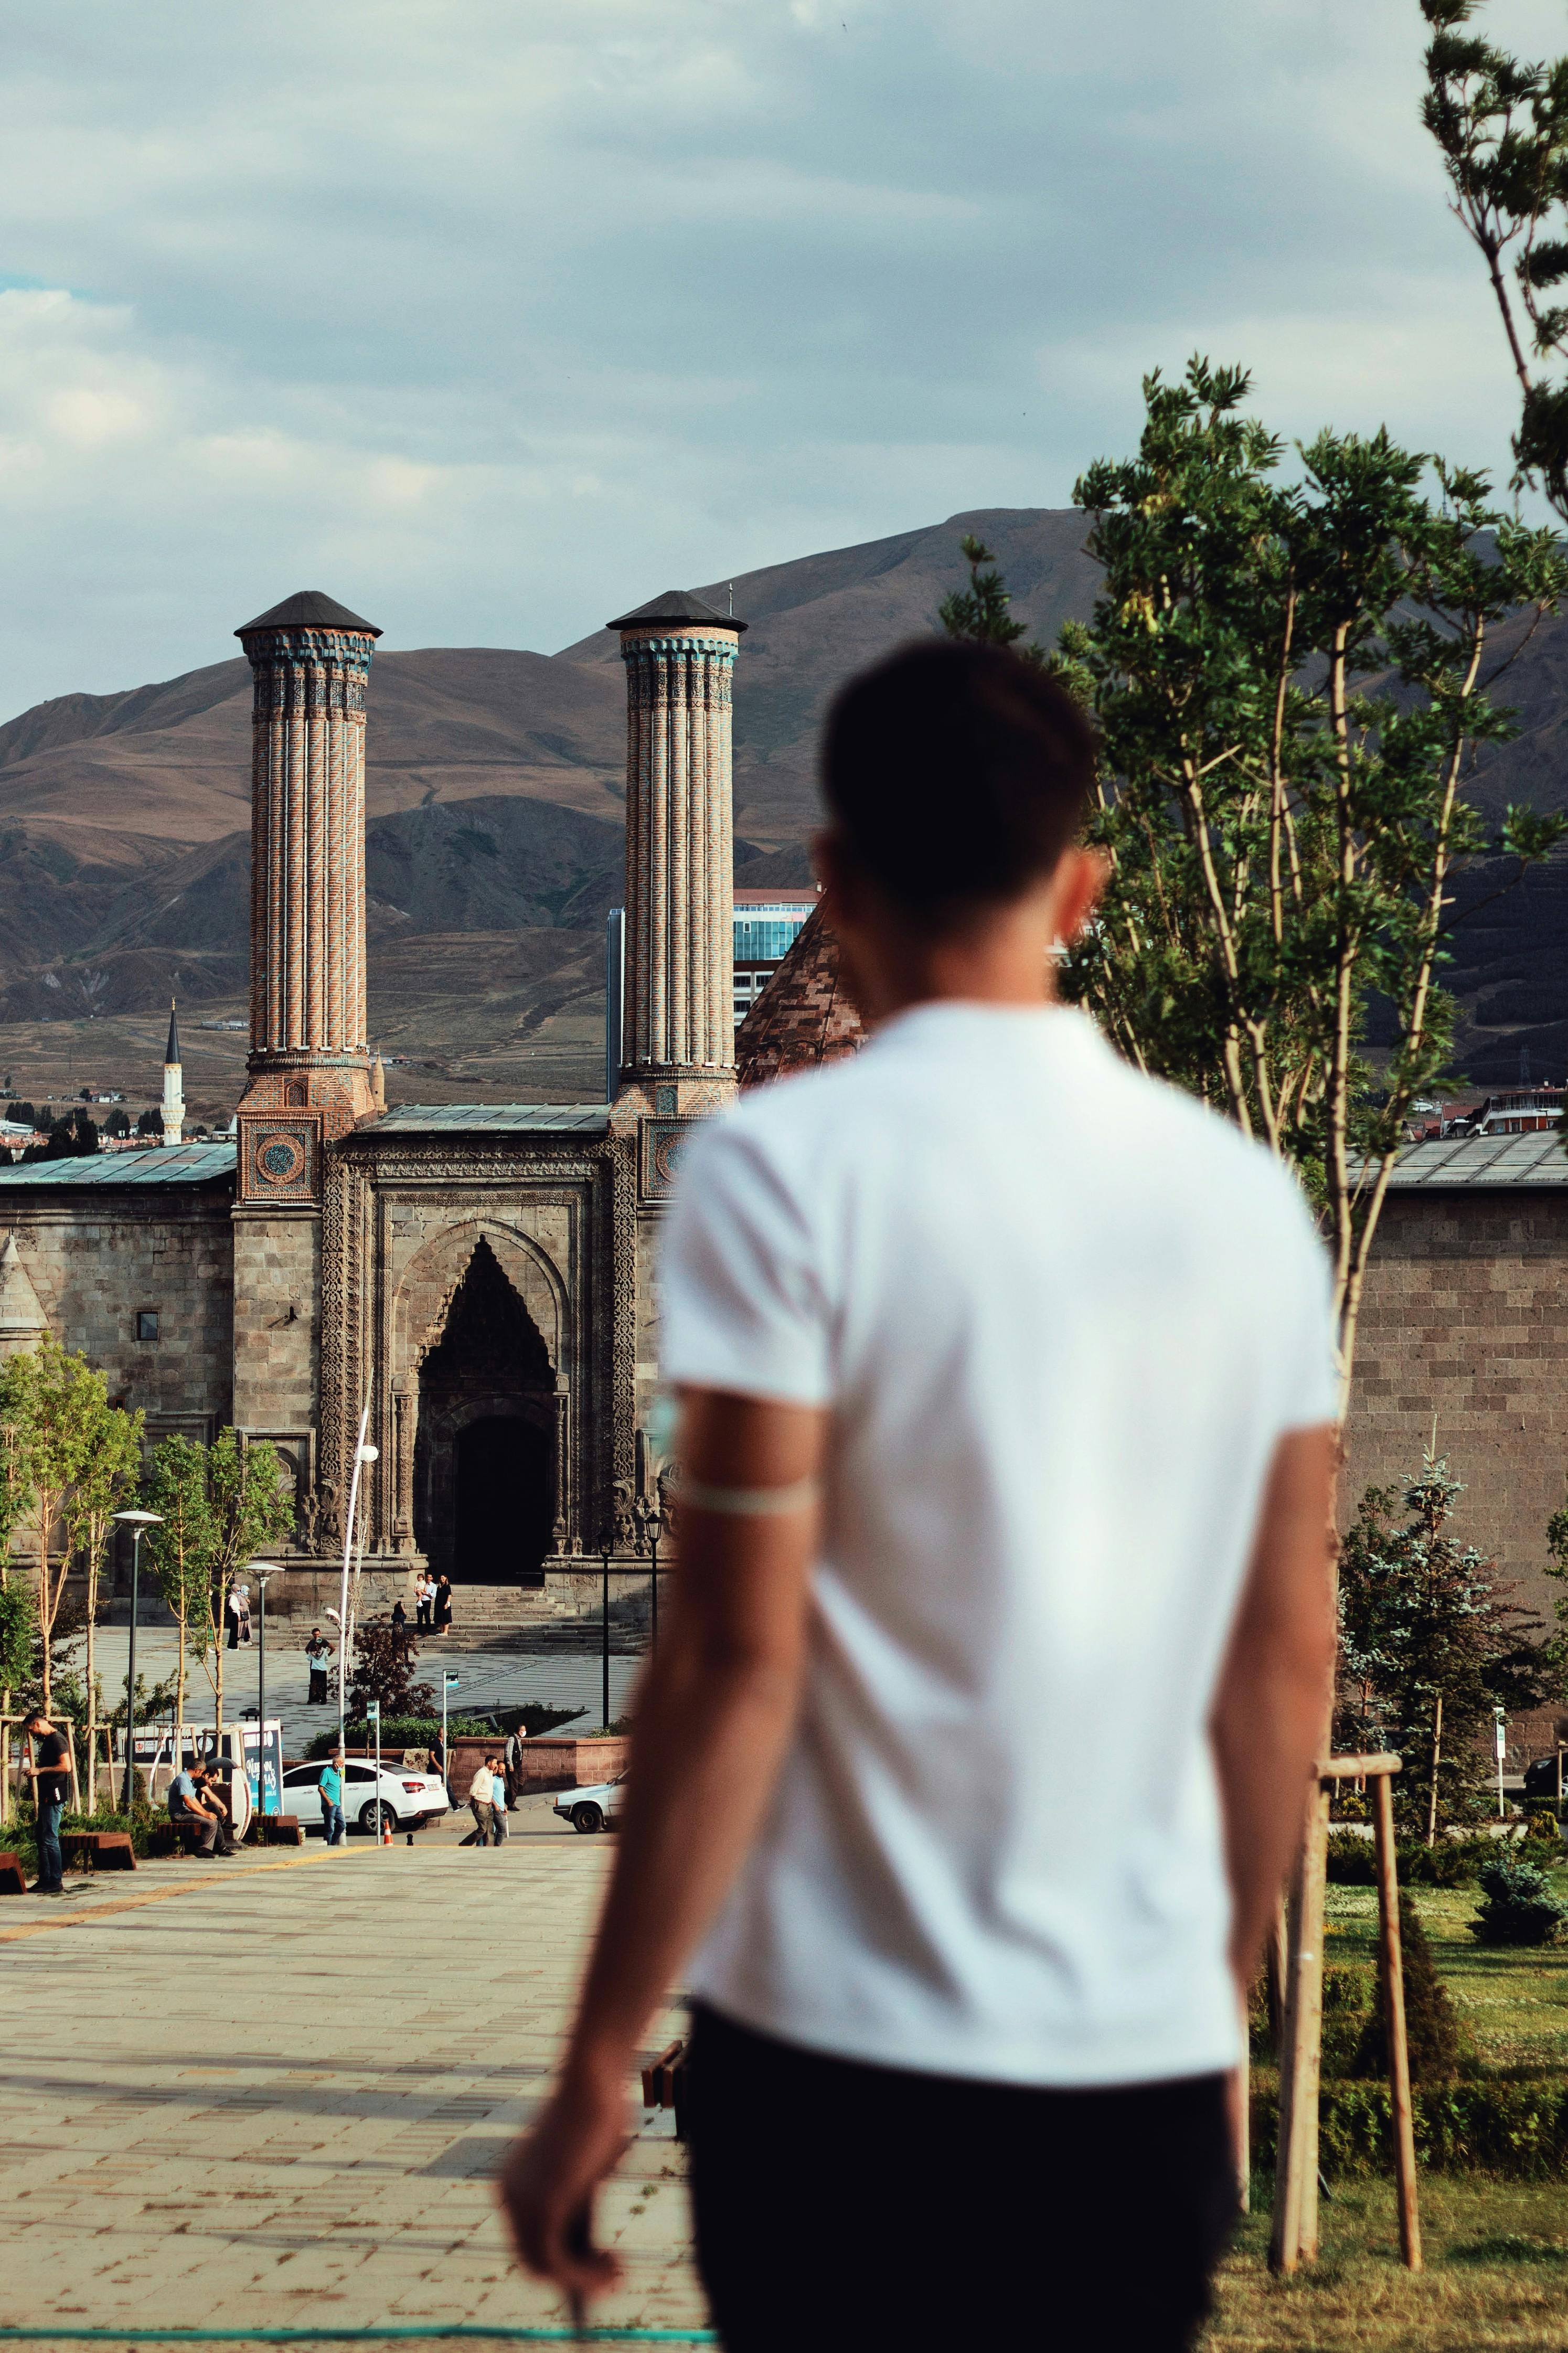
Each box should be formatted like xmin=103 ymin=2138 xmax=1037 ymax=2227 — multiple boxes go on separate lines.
xmin=499 ymin=643 xmax=1340 ymax=2352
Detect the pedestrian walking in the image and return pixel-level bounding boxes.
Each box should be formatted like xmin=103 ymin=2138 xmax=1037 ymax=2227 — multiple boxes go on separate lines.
xmin=498 ymin=642 xmax=1340 ymax=2353
xmin=318 ymin=1751 xmax=346 ymax=1847
xmin=226 ymin=1582 xmax=252 ymax=1649
xmin=415 ymin=1574 xmax=434 ymax=1633
xmin=433 ymin=1574 xmax=453 ymax=1636
xmin=467 ymin=1758 xmax=496 ymax=1847
xmin=304 ymin=1626 xmax=332 ymax=1706
xmin=487 ymin=1755 xmax=509 ymax=1843
xmin=22 ymin=1708 xmax=71 ymax=1894
xmin=391 ymin=1596 xmax=409 ymax=1651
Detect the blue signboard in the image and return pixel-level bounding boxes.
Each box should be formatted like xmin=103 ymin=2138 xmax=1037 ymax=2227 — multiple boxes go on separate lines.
xmin=241 ymin=1720 xmax=285 ymax=1817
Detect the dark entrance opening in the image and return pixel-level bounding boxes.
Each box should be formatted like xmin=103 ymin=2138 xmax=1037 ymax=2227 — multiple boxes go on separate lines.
xmin=455 ymin=1415 xmax=552 ymax=1582
xmin=414 ymin=1238 xmax=555 ymax=1584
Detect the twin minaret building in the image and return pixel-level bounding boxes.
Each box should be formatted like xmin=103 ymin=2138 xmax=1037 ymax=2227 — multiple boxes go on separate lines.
xmin=227 ymin=582 xmax=744 ymax=1195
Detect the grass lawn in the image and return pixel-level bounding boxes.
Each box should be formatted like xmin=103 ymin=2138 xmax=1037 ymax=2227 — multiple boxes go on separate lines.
xmin=1204 ymin=1863 xmax=1568 ymax=2350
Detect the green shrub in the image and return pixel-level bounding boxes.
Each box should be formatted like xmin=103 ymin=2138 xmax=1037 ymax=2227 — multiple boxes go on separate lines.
xmin=1250 ymin=2072 xmax=1568 ymax=2177
xmin=1353 ymin=1890 xmax=1460 ymax=2082
xmin=1320 ymin=1965 xmax=1372 ymax=2077
xmin=1400 ymin=1837 xmax=1480 ymax=1886
xmin=1471 ymin=1851 xmax=1568 ymax=1946
xmin=1325 ymin=1829 xmax=1478 ymax=1886
xmin=1326 ymin=1829 xmax=1377 ymax=1883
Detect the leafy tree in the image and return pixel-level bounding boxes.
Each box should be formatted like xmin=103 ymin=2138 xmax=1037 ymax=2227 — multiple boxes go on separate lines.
xmin=10 ymin=1102 xmax=35 ymax=1128
xmin=346 ymin=1620 xmax=435 ymax=1723
xmin=136 ymin=1108 xmax=163 ymax=1139
xmin=142 ymin=1434 xmax=217 ymax=1728
xmin=24 ymin=1109 xmax=99 ymax=1163
xmin=63 ymin=1382 xmax=142 ymax=1808
xmin=951 ymin=360 xmax=1568 ymax=1389
xmin=1420 ymin=3 xmax=1568 ymax=525
xmin=102 ymin=1108 xmax=130 ymax=1139
xmin=937 ymin=536 xmax=1046 ymax=665
xmin=1337 ymin=1455 xmax=1550 ymax=1835
xmin=25 ymin=1337 xmax=99 ymax=1709
xmin=201 ymin=1429 xmax=295 ymax=1725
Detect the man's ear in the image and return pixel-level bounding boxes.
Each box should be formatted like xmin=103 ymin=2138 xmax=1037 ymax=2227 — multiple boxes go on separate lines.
xmin=1050 ymin=847 xmax=1108 ymax=946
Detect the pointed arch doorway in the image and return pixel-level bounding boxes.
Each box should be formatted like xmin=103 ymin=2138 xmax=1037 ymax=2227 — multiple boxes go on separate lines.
xmin=414 ymin=1238 xmax=556 ymax=1584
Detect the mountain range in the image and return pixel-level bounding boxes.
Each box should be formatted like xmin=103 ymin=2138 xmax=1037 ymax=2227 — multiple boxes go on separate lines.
xmin=1 ymin=504 xmax=1565 ymax=1100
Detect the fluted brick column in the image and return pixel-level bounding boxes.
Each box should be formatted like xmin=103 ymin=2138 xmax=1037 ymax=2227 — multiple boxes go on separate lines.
xmin=607 ymin=591 xmax=745 ymax=1102
xmin=232 ymin=589 xmax=382 ymax=1204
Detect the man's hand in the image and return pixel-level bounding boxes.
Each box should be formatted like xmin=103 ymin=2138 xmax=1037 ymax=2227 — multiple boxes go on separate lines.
xmin=496 ymin=2058 xmax=628 ymax=2297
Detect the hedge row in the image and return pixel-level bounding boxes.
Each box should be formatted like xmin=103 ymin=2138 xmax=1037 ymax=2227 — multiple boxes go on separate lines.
xmin=1250 ymin=2074 xmax=1568 ymax=2177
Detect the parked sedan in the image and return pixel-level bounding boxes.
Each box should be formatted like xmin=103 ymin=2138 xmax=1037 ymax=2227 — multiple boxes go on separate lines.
xmin=552 ymin=1776 xmax=625 ymax=1835
xmin=281 ymin=1759 xmax=450 ymax=1835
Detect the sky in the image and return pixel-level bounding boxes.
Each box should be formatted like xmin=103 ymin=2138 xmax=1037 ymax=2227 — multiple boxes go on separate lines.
xmin=0 ymin=0 xmax=1563 ymax=719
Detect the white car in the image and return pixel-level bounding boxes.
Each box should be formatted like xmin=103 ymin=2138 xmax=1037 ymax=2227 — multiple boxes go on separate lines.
xmin=280 ymin=1759 xmax=450 ymax=1836
xmin=552 ymin=1776 xmax=625 ymax=1834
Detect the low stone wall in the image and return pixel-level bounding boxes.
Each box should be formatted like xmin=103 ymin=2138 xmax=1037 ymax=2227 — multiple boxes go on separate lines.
xmin=321 ymin=1733 xmax=628 ymax=1804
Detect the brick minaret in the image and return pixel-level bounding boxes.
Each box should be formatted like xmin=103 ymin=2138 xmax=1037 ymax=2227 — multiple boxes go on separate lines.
xmin=232 ymin=589 xmax=381 ymax=1199
xmin=606 ymin=590 xmax=745 ymax=1122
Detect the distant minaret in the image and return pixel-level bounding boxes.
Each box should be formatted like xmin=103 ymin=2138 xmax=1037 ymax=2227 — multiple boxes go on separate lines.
xmin=605 ymin=589 xmax=745 ymax=1113
xmin=162 ymin=1001 xmax=185 ymax=1147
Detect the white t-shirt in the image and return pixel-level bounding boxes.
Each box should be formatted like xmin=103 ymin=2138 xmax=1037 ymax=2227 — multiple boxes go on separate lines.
xmin=659 ymin=1002 xmax=1338 ymax=2089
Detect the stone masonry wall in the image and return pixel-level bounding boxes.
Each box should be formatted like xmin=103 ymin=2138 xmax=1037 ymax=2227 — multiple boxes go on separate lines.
xmin=1 ymin=1195 xmax=233 ymax=1432
xmin=1346 ymin=1188 xmax=1568 ymax=1626
xmin=232 ymin=1212 xmax=320 ymax=1432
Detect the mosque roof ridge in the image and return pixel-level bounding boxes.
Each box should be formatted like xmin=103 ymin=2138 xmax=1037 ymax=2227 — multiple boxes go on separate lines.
xmin=236 ymin=590 xmax=382 ymax=638
xmin=735 ymin=903 xmax=866 ymax=1090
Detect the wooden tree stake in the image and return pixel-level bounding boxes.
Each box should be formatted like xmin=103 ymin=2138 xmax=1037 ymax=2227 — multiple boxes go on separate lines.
xmin=1372 ymin=1766 xmax=1422 ymax=2271
xmin=1273 ymin=1753 xmax=1420 ymax=2274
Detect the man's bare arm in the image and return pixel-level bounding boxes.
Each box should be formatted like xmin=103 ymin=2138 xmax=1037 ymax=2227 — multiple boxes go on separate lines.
xmin=1210 ymin=1423 xmax=1340 ymax=1990
xmin=497 ymin=1385 xmax=825 ymax=2298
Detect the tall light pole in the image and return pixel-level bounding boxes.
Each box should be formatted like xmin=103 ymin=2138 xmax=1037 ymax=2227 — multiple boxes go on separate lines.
xmin=114 ymin=1509 xmax=163 ymax=1811
xmin=250 ymin=1562 xmax=282 ymax=1824
xmin=335 ymin=1414 xmax=379 ymax=1758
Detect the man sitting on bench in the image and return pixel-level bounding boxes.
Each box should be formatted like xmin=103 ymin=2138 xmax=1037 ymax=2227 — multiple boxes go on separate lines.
xmin=168 ymin=1764 xmax=232 ymax=1856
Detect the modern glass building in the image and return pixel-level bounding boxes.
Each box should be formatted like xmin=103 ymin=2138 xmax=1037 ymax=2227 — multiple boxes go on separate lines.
xmin=732 ymin=891 xmax=818 ymax=1027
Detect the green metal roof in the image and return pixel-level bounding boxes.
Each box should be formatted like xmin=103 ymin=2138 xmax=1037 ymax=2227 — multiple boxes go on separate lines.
xmin=373 ymin=1104 xmax=612 ymax=1135
xmin=0 ymin=1143 xmax=237 ymax=1188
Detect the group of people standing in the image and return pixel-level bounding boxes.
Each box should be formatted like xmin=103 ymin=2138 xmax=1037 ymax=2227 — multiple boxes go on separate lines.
xmin=415 ymin=1572 xmax=453 ymax=1635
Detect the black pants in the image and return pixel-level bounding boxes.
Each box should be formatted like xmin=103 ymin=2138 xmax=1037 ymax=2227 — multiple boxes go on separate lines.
xmin=687 ymin=2003 xmax=1236 ymax=2353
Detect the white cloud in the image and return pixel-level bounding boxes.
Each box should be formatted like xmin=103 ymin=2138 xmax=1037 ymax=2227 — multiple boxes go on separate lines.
xmin=0 ymin=0 xmax=1563 ymax=712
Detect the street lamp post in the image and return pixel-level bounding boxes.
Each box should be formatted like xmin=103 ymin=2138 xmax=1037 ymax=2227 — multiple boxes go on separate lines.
xmin=335 ymin=1409 xmax=379 ymax=1759
xmin=250 ymin=1563 xmax=282 ymax=1825
xmin=600 ymin=1540 xmax=612 ymax=1732
xmin=633 ymin=1479 xmax=672 ymax=1656
xmin=113 ymin=1509 xmax=163 ymax=1811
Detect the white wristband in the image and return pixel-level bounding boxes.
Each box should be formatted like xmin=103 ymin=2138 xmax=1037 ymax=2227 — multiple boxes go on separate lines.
xmin=677 ymin=1475 xmax=820 ymax=1517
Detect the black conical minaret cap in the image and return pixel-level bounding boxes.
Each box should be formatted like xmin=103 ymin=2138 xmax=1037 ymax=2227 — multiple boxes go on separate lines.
xmin=235 ymin=590 xmax=382 ymax=639
xmin=605 ymin=589 xmax=746 ymax=634
xmin=165 ymin=1000 xmax=180 ymax=1065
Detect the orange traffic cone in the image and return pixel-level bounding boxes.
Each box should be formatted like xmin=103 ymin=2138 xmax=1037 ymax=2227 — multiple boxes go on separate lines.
xmin=381 ymin=1816 xmax=392 ymax=1846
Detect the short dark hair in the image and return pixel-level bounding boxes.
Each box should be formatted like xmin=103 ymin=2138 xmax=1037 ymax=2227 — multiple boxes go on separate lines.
xmin=822 ymin=641 xmax=1095 ymax=922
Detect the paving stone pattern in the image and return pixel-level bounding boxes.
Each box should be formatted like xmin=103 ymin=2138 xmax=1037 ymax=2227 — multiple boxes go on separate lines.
xmin=0 ymin=1836 xmax=704 ymax=2344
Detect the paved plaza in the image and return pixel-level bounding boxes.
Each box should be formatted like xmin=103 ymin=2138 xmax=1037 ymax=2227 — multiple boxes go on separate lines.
xmin=0 ymin=1818 xmax=704 ymax=2347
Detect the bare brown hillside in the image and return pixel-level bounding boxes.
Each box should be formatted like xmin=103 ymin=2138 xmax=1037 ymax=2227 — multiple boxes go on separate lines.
xmin=2 ymin=503 xmax=1567 ymax=1105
